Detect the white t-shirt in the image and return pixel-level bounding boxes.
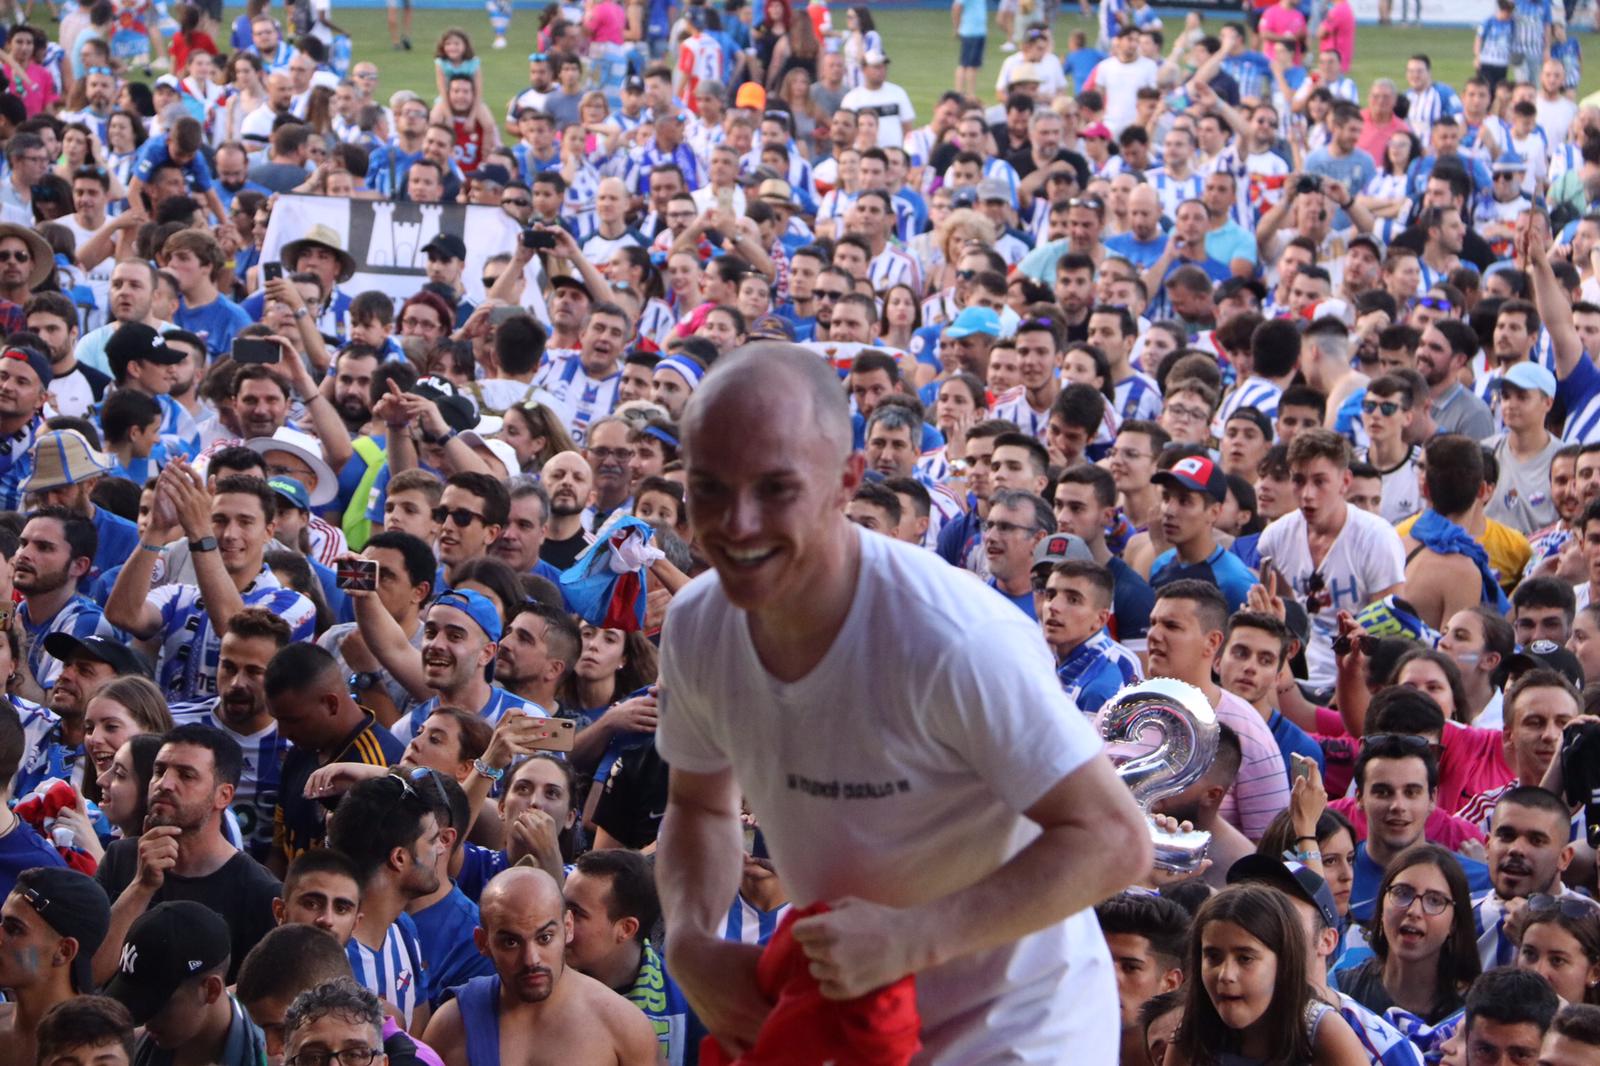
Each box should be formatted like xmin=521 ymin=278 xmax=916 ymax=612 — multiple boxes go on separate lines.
xmin=656 ymin=529 xmax=1119 ymax=1063
xmin=838 ymin=82 xmax=917 ymax=148
xmin=1256 ymin=506 xmax=1407 ymax=687
xmin=1088 ymin=56 xmax=1158 ymax=134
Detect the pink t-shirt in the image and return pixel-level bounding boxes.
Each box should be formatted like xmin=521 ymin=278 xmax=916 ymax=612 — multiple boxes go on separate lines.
xmin=1318 ymin=0 xmax=1355 ymax=71
xmin=1358 ymin=112 xmax=1410 ymax=163
xmin=1260 ymin=5 xmax=1308 ymax=62
xmin=1214 ymin=689 xmax=1292 ymax=843
xmin=584 ymin=0 xmax=626 ymax=45
xmin=1437 ymin=720 xmax=1514 ymax=816
xmin=1329 ymin=796 xmax=1486 ymax=850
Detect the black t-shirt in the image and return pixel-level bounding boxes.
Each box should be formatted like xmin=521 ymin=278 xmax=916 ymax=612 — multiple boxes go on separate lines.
xmin=95 ymin=839 xmax=282 ymax=981
xmin=1008 ymin=147 xmax=1091 ymax=193
xmin=541 ymin=529 xmax=590 ymax=571
xmin=1334 ymin=956 xmax=1463 ymax=1026
xmin=592 ymin=738 xmax=669 ymax=850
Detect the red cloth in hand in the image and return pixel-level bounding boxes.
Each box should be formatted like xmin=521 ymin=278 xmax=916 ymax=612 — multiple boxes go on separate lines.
xmin=699 ymin=902 xmax=921 ymax=1066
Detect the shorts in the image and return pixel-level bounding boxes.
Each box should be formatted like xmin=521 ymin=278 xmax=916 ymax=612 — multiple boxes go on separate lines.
xmin=958 ymin=35 xmax=985 ymax=68
xmin=194 ymin=0 xmax=222 ymax=21
xmin=1477 ymin=62 xmax=1508 ymax=89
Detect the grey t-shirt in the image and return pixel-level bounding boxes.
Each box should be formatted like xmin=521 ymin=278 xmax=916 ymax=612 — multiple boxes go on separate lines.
xmin=1432 ymin=381 xmax=1496 ymax=441
xmin=1487 ymin=430 xmax=1564 ymax=535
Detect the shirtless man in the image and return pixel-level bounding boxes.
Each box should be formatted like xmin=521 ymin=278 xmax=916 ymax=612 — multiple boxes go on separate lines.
xmin=424 ymin=867 xmax=660 ymax=1066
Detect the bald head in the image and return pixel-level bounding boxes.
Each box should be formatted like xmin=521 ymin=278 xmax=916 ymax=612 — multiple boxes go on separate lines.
xmin=683 ymin=343 xmax=852 ymax=465
xmin=481 ymin=866 xmax=564 ymax=921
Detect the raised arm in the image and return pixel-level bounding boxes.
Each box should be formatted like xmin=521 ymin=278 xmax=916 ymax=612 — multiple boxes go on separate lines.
xmin=1526 ymin=219 xmax=1584 ymax=379
xmin=166 ymin=461 xmax=245 ymax=635
xmin=346 ymin=559 xmax=433 ymax=700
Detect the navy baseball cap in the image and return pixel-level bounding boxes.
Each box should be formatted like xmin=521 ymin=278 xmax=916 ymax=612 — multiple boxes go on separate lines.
xmin=1227 ymin=854 xmax=1341 ymax=932
xmin=1152 ymin=454 xmax=1227 ymax=503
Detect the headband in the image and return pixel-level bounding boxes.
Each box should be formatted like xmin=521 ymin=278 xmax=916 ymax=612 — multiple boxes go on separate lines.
xmin=641 ymin=424 xmax=680 ymax=450
xmin=656 ymin=356 xmax=705 ymax=390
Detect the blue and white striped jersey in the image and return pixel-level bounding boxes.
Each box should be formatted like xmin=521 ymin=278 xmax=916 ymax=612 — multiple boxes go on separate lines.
xmin=14 ymin=697 xmax=86 ymax=795
xmin=1056 ymin=630 xmax=1143 ymax=716
xmin=156 ymin=392 xmax=200 ymax=461
xmin=347 ymin=913 xmax=430 ymax=1029
xmin=991 ymin=385 xmax=1052 ymax=439
xmin=392 ymin=686 xmax=549 ymax=742
xmin=722 ymin=894 xmax=790 ymax=947
xmin=1114 ymin=372 xmax=1165 ymax=422
xmin=0 ymin=413 xmax=43 ymax=512
xmin=148 ymin=566 xmax=316 ymax=703
xmin=1147 ymin=168 xmax=1206 ymax=221
xmin=20 ymin=593 xmax=108 ymax=690
xmin=1404 ymin=84 xmax=1462 ymax=141
xmin=1337 ymin=993 xmax=1425 ymax=1066
xmin=1556 ymin=348 xmax=1600 ymax=443
xmin=1215 ymin=377 xmax=1284 ymax=438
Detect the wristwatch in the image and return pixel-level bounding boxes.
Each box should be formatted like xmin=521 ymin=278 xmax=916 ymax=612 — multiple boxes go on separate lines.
xmin=189 ymin=536 xmax=218 ymax=553
xmin=350 ymin=671 xmax=382 ymax=692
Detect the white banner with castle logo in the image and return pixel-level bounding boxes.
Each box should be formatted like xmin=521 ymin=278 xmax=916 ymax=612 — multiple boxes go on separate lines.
xmin=258 ymin=194 xmax=549 ymax=325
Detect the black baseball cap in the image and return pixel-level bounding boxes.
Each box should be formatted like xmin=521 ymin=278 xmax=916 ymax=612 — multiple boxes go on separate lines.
xmin=12 ymin=867 xmax=111 ymax=992
xmin=1224 ymin=405 xmax=1274 ymax=442
xmin=409 ymin=375 xmax=479 ymax=433
xmin=105 ymin=901 xmax=232 ymax=1025
xmin=43 ymin=633 xmax=153 ymax=679
xmin=105 ymin=322 xmax=186 ymax=367
xmin=1503 ymin=639 xmax=1586 ymax=689
xmin=1227 ymin=854 xmax=1341 ymax=932
xmin=421 ymin=233 xmax=467 ymax=261
xmin=1151 ymin=454 xmax=1227 ymax=503
xmin=549 ymin=273 xmax=591 ymax=296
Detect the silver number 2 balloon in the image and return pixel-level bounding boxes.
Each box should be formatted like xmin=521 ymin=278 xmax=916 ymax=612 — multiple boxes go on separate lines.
xmin=1096 ymin=677 xmax=1221 ymax=873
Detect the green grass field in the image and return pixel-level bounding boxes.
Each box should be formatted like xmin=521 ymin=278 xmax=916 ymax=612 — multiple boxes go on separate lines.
xmin=288 ymin=5 xmax=1600 ymax=120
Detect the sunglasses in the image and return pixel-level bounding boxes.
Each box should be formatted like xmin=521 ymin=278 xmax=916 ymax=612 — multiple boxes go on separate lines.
xmin=813 ymin=289 xmax=846 ymax=301
xmin=1362 ymin=400 xmax=1403 ymax=416
xmin=1415 ymin=296 xmax=1452 ymax=312
xmin=1305 ymin=569 xmax=1330 ymax=613
xmin=0 ymin=250 xmax=31 ymax=264
xmin=502 ymin=197 xmax=531 ymax=208
xmin=955 ymin=269 xmax=978 ymax=281
xmin=1363 ymin=732 xmax=1437 ymax=755
xmin=17 ymin=884 xmax=50 ymax=916
xmin=1527 ymin=894 xmax=1600 ymax=919
xmin=431 ymin=506 xmax=486 ymax=527
xmin=1068 ymin=196 xmax=1105 ymax=211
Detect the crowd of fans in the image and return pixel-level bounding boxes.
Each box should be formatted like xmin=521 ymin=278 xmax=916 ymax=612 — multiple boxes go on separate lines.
xmin=0 ymin=0 xmax=1596 ymax=1062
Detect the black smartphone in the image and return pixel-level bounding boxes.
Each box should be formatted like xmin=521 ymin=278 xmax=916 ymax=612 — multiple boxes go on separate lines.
xmin=231 ymin=338 xmax=280 ymax=364
xmin=521 ymin=228 xmax=557 ymax=251
xmin=263 ymin=262 xmax=284 ymax=283
xmin=335 ymin=558 xmax=378 ymax=592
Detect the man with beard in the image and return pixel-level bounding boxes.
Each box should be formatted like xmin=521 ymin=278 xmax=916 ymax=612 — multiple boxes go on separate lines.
xmin=1418 ymin=319 xmax=1495 ymax=441
xmin=358 ymin=584 xmax=545 ymax=746
xmin=327 ymin=769 xmax=449 ymax=1033
xmin=105 ymin=468 xmax=317 ymax=704
xmin=23 ymin=427 xmax=140 ymax=586
xmin=1473 ymin=782 xmax=1581 ymax=970
xmin=542 ymin=275 xmax=592 ymax=357
xmin=58 ymin=167 xmax=118 ymax=334
xmin=266 ymin=643 xmax=402 ymax=878
xmin=532 ymin=303 xmax=626 ymax=445
xmin=171 ymin=609 xmax=292 ymax=863
xmin=59 ymin=67 xmax=116 ymax=146
xmin=320 ymin=531 xmax=435 ymax=728
xmin=493 ymin=602 xmax=579 ymax=716
xmin=0 ymin=341 xmax=49 ymax=510
xmin=540 ymin=451 xmax=594 ymax=570
xmin=1527 ymin=445 xmax=1584 ymax=579
xmin=90 ymin=724 xmax=282 ymax=985
xmin=26 ymin=295 xmax=106 ymax=419
xmin=424 ymin=867 xmax=660 ymax=1066
xmin=369 ymin=95 xmax=431 ymax=198
xmin=13 ymin=506 xmax=103 ymax=690
xmin=583 ymin=418 xmax=635 ymax=532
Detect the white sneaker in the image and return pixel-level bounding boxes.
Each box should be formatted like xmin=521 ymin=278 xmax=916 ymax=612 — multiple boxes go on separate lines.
xmin=1000 ymin=40 xmax=1017 ymax=51
xmin=149 ymin=56 xmax=170 ymax=71
xmin=492 ymin=35 xmax=506 ymax=48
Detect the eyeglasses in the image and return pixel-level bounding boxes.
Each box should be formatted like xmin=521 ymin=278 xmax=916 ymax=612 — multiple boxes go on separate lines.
xmin=1527 ymin=894 xmax=1600 ymax=919
xmin=1386 ymin=883 xmax=1454 ymax=916
xmin=1362 ymin=400 xmax=1403 ymax=416
xmin=285 ymin=1049 xmax=384 ymax=1066
xmin=0 ymin=250 xmax=31 ymax=264
xmin=1108 ymin=447 xmax=1150 ymax=461
xmin=1166 ymin=404 xmax=1209 ymax=423
xmin=986 ymin=519 xmax=1039 ymax=537
xmin=589 ymin=446 xmax=635 ymax=462
xmin=400 ymin=316 xmax=440 ymax=331
xmin=431 ymin=506 xmax=486 ymax=527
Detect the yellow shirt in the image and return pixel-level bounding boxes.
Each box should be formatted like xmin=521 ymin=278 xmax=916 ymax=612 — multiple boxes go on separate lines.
xmin=1395 ymin=513 xmax=1530 ymax=592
